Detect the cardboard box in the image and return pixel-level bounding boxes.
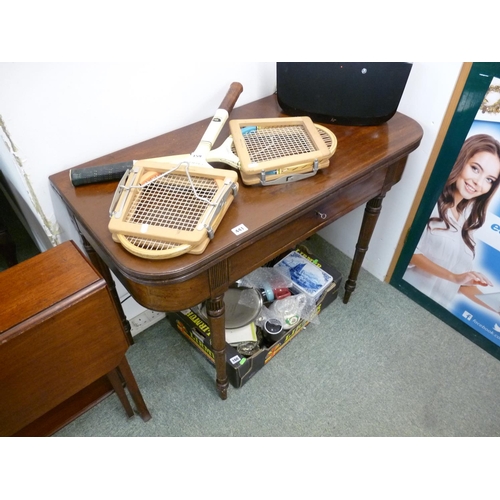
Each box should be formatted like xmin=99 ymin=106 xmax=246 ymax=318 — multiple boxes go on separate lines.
xmin=168 ymin=246 xmax=342 ymax=388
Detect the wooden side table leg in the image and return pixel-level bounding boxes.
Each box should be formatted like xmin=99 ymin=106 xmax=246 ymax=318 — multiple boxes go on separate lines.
xmin=65 ymin=210 xmax=134 ymax=344
xmin=117 ymin=358 xmax=152 ymax=422
xmin=80 ymin=235 xmax=134 ymax=345
xmin=343 ymin=194 xmax=385 ymax=304
xmin=107 ymin=368 xmax=135 ymax=418
xmin=206 ymin=295 xmax=228 ymax=400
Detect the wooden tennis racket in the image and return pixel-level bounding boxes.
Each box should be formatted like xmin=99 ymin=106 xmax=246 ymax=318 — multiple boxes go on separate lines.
xmin=111 ymin=190 xmax=234 ymax=259
xmin=107 ymin=83 xmax=243 ymax=259
xmin=108 ymin=160 xmax=238 ymax=247
xmin=235 ymin=123 xmax=337 ymax=185
xmin=228 ymin=116 xmax=334 ymax=185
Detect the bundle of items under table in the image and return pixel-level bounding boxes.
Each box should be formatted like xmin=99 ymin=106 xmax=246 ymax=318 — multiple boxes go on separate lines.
xmin=169 ymin=245 xmax=342 ymax=388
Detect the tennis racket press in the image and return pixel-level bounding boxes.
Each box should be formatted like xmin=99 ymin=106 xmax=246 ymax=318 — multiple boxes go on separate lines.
xmin=108 ymin=82 xmax=243 ymax=259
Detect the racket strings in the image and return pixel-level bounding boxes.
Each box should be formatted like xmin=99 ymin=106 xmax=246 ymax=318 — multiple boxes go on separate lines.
xmin=122 ymin=235 xmax=185 ymax=251
xmin=317 ymin=127 xmax=334 ymax=149
xmin=128 ymin=162 xmax=218 ymax=206
xmin=244 ymin=125 xmax=317 ymax=162
xmin=125 ymin=173 xmax=219 ymax=232
xmin=276 ymin=127 xmax=336 ymax=174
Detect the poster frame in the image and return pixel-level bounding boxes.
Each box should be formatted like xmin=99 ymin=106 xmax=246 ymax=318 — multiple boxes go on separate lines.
xmin=390 ymin=62 xmax=500 ymax=360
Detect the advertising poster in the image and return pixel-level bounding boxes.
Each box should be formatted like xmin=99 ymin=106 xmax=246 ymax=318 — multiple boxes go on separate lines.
xmin=392 ymin=64 xmax=500 ymax=357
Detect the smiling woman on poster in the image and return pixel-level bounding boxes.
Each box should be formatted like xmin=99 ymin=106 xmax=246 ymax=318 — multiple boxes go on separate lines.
xmin=404 ymin=134 xmax=500 ymax=310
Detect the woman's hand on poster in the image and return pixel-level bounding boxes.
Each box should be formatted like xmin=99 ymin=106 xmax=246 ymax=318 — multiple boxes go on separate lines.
xmin=454 ymin=271 xmax=493 ymax=287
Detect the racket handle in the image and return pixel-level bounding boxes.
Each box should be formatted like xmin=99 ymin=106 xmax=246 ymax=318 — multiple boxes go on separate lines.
xmin=70 ymin=161 xmax=133 ymax=186
xmin=218 ymin=82 xmax=243 ymax=114
xmin=194 ymin=83 xmax=244 ymax=157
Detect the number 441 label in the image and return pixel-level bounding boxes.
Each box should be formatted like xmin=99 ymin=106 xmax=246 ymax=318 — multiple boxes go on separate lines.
xmin=231 ymin=224 xmax=248 ymax=236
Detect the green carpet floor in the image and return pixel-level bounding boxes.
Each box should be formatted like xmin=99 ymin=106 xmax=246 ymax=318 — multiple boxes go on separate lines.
xmin=53 ymin=234 xmax=500 ymax=437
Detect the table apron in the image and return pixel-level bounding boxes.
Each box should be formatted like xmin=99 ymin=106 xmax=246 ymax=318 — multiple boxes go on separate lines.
xmin=228 ymin=166 xmax=387 ymax=282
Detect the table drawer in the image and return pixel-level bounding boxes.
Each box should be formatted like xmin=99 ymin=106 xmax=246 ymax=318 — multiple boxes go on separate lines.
xmin=229 ymin=169 xmax=385 ymax=281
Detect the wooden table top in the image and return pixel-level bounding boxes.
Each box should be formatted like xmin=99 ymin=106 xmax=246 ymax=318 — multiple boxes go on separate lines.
xmin=50 ymin=94 xmax=423 ymax=295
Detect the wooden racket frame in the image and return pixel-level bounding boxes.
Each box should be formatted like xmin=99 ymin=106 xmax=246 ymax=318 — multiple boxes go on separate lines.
xmin=229 ymin=116 xmax=332 ymax=175
xmin=111 ymin=187 xmax=234 ymax=259
xmin=107 ymin=82 xmax=243 ymax=260
xmin=236 ymin=123 xmax=338 ymax=186
xmin=108 ymin=160 xmax=239 ymax=247
xmin=112 ymin=234 xmax=193 ymax=260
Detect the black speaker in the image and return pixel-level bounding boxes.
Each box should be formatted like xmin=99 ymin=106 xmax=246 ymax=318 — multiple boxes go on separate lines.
xmin=276 ymin=62 xmax=412 ymax=126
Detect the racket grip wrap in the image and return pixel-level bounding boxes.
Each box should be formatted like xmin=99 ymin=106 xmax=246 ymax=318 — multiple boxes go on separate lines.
xmin=70 ymin=161 xmax=134 ymax=186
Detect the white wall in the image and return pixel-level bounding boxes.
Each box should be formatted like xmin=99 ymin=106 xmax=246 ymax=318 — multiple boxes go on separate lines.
xmin=0 ymin=61 xmax=463 ymax=286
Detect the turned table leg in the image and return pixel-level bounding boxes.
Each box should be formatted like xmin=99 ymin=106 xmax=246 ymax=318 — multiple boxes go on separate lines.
xmin=343 ymin=194 xmax=385 ymax=304
xmin=205 ymin=294 xmax=228 ymax=400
